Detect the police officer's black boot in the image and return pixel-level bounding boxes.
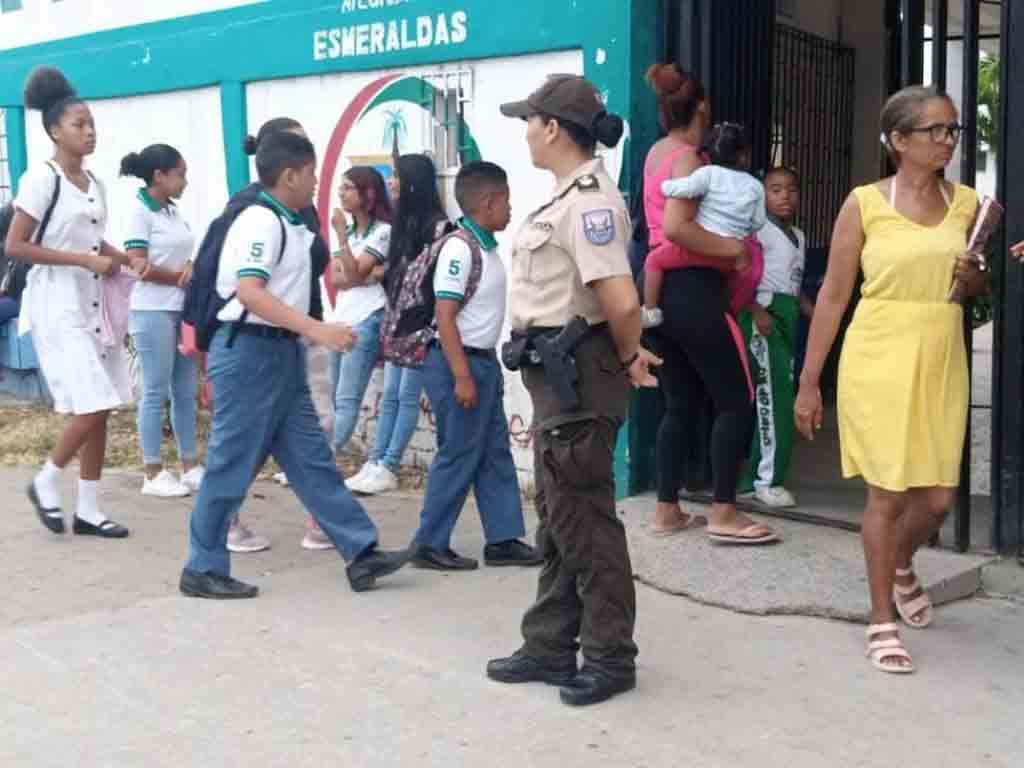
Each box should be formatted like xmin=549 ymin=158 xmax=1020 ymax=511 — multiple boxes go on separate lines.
xmin=558 ymin=666 xmax=636 ymax=706
xmin=486 ymin=651 xmax=577 ymax=686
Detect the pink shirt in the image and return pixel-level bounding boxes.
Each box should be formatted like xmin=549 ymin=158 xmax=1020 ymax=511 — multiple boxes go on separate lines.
xmin=643 ymin=143 xmax=724 ymax=271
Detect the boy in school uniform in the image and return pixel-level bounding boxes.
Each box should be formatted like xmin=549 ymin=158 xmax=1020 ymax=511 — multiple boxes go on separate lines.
xmin=180 ymin=132 xmax=411 ymax=598
xmin=738 ymin=167 xmax=815 ymax=509
xmin=410 ymin=162 xmax=541 ymax=571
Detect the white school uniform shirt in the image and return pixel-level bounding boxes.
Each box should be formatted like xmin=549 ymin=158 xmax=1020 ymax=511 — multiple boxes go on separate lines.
xmin=216 ymin=190 xmax=314 ymax=326
xmin=15 ymin=161 xmax=132 ymax=414
xmin=661 ymin=165 xmax=767 ymax=239
xmin=326 ymin=220 xmax=392 ymax=325
xmin=123 ymin=188 xmax=196 ymax=312
xmin=755 ymin=218 xmax=806 ymax=306
xmin=432 ymin=218 xmax=506 ymax=350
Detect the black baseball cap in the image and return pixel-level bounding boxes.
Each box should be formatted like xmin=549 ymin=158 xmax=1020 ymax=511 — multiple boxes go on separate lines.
xmin=500 ymin=74 xmax=607 ymax=136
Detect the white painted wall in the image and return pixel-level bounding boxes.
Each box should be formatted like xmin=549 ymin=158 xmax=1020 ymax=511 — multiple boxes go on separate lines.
xmin=247 ymin=49 xmax=586 ymax=487
xmin=0 ymin=0 xmax=264 ymax=51
xmin=23 ymin=87 xmax=228 ymax=256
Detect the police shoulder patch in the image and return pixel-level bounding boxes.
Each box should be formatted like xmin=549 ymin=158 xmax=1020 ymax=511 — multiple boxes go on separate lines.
xmin=582 ymin=209 xmax=616 ymax=246
xmin=576 ymin=174 xmax=601 ymax=192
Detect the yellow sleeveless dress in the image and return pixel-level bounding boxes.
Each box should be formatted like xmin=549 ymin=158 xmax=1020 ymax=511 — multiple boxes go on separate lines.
xmin=838 ymin=182 xmax=978 ymax=491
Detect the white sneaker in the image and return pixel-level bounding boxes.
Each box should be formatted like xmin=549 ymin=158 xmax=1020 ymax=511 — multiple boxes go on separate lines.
xmin=345 ymin=462 xmax=378 ymax=494
xmin=141 ymin=470 xmax=191 ymax=498
xmin=181 ymin=466 xmax=206 ymax=492
xmin=641 ymin=307 xmax=663 ymax=328
xmin=354 ymin=464 xmax=399 ymax=495
xmin=273 ymin=472 xmax=290 ymax=487
xmin=754 ymin=486 xmax=797 ymax=508
xmin=300 ymin=521 xmax=334 ymax=551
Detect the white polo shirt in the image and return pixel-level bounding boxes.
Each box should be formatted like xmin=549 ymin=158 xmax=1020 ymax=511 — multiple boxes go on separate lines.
xmin=328 ymin=220 xmax=392 ymax=325
xmin=216 ymin=190 xmax=314 ymax=327
xmin=433 ymin=218 xmax=506 ymax=350
xmin=755 ymin=217 xmax=806 ymax=306
xmin=124 ymin=188 xmax=196 ymax=312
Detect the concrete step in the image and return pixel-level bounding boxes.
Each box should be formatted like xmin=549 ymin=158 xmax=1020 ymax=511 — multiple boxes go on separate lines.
xmin=621 ymin=494 xmax=994 ymax=623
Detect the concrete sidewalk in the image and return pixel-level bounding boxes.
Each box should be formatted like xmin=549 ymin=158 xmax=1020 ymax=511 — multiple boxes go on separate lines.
xmin=2 ymin=466 xmax=1022 ymax=767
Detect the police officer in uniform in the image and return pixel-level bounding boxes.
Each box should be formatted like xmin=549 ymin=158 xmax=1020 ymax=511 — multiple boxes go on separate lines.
xmin=486 ymin=75 xmax=660 ymax=706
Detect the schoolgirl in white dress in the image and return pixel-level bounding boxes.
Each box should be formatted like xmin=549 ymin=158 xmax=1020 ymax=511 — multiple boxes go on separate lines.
xmin=6 ymin=67 xmax=137 ymax=538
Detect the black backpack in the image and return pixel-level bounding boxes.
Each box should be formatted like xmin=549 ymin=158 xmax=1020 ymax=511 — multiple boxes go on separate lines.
xmin=0 ymin=162 xmax=63 ymax=301
xmin=182 ymin=188 xmax=286 ymax=351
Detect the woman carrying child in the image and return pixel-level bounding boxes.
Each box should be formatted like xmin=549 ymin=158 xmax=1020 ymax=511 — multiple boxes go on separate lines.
xmin=643 ymin=62 xmax=778 ymax=544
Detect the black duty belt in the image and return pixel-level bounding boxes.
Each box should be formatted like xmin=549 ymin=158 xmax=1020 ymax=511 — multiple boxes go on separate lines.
xmin=227 ymin=323 xmax=299 ymax=341
xmin=429 ymin=339 xmax=495 ymax=358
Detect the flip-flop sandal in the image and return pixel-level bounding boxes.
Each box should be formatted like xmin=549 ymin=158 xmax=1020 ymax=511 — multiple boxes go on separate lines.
xmin=707 ymin=523 xmax=780 ymax=545
xmin=651 ymin=513 xmax=708 ymax=537
xmin=893 ymin=566 xmax=933 ymax=629
xmin=27 ymin=482 xmax=65 ymax=534
xmin=866 ymin=622 xmax=915 ymax=674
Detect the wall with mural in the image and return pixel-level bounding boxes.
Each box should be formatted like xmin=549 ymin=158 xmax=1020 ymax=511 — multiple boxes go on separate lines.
xmin=245 ymin=50 xmax=586 ymax=486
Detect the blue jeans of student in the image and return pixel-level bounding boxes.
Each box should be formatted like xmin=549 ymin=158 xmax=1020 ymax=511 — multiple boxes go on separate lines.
xmin=129 ymin=310 xmax=198 ymax=465
xmin=413 ymin=346 xmax=525 ymax=551
xmin=186 ymin=329 xmax=378 ymax=576
xmin=329 ymin=308 xmax=383 ymax=452
xmin=368 ymin=362 xmax=424 ymax=473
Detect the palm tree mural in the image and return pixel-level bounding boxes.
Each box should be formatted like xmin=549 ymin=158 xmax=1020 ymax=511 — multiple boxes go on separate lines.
xmin=382 ymin=108 xmax=408 ymax=160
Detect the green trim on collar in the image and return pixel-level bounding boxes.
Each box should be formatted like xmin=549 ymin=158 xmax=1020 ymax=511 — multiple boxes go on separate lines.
xmin=258 ymin=190 xmax=303 ymax=225
xmin=347 ymin=218 xmax=377 ymax=239
xmin=458 ymin=216 xmax=498 ymax=250
xmin=137 ymin=187 xmax=163 ymax=212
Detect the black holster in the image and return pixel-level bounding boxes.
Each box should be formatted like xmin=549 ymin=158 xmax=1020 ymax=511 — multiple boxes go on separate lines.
xmin=502 ymin=316 xmax=591 ymax=411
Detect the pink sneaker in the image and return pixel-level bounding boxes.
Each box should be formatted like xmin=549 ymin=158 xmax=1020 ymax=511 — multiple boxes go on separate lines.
xmin=301 ymin=520 xmax=333 ymax=551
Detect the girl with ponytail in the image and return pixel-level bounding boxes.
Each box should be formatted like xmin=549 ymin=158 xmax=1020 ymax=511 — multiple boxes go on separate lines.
xmin=5 ymin=66 xmax=135 ymax=538
xmin=120 ymin=143 xmax=206 ymax=498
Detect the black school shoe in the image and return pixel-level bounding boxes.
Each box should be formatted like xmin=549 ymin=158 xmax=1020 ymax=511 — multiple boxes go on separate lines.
xmin=179 ymin=568 xmax=259 ymax=599
xmin=411 ymin=544 xmax=479 ymax=571
xmin=484 ymin=539 xmax=543 ymax=567
xmin=72 ymin=517 xmax=130 ymax=538
xmin=27 ymin=482 xmax=64 ymax=534
xmin=558 ymin=666 xmax=636 ymax=707
xmin=346 ymin=545 xmax=414 ymax=592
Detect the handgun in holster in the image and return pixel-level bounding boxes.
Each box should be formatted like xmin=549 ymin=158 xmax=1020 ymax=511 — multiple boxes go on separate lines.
xmin=532 ymin=317 xmax=591 ymax=412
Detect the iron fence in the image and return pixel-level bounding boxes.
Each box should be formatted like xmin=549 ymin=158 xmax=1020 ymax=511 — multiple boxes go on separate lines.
xmin=771 ymin=25 xmax=856 ymax=251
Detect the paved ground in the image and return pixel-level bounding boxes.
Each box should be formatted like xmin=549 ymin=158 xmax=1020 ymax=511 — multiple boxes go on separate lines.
xmin=2 ymin=466 xmax=1023 ymax=768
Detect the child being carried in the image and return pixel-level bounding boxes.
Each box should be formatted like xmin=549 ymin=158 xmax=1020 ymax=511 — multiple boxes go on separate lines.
xmin=643 ymin=122 xmax=766 ymax=328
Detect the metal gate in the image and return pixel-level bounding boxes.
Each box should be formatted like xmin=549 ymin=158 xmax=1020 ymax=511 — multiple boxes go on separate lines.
xmin=771 ymin=25 xmax=856 ymax=251
xmin=0 ymin=110 xmax=11 ymax=205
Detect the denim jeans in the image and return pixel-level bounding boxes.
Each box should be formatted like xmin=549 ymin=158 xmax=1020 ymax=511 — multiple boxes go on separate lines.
xmin=330 ymin=308 xmax=383 ymax=452
xmin=413 ymin=346 xmax=525 ymax=551
xmin=368 ymin=362 xmax=424 ymax=473
xmin=186 ymin=329 xmax=378 ymax=576
xmin=129 ymin=310 xmax=198 ymax=465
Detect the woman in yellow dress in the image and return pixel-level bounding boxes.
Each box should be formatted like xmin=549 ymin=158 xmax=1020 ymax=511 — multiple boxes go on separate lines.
xmin=795 ymin=86 xmax=986 ymax=674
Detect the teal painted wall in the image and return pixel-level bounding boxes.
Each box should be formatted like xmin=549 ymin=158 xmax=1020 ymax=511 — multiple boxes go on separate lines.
xmin=219 ymin=81 xmax=250 ymax=194
xmin=3 ymin=106 xmax=27 ymax=193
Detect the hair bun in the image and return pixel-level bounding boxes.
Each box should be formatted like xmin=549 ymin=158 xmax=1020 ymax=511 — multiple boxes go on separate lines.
xmin=593 ymin=112 xmax=625 ymax=148
xmin=242 ymin=135 xmax=260 ymax=156
xmin=24 ymin=66 xmax=77 ymax=113
xmin=119 ymin=152 xmax=144 ymax=179
xmin=645 ymin=63 xmax=685 ymax=97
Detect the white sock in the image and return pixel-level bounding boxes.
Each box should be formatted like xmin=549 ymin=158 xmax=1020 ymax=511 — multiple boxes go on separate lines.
xmin=33 ymin=460 xmax=63 ymax=509
xmin=76 ymin=479 xmax=107 ymax=525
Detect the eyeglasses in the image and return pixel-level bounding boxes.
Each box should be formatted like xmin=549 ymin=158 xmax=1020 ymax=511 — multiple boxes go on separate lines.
xmin=907 ymin=122 xmax=963 ymax=143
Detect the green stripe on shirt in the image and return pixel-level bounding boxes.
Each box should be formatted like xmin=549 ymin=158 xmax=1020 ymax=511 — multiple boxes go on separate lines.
xmin=237 ymin=267 xmax=271 ymax=279
xmin=124 ymin=239 xmax=149 ymax=249
xmin=436 ymin=290 xmax=464 ymax=301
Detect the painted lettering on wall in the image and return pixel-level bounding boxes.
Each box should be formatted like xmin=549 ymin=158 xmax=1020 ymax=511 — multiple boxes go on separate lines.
xmin=340 ymin=0 xmax=411 ymax=12
xmin=314 ymin=11 xmax=468 ymax=61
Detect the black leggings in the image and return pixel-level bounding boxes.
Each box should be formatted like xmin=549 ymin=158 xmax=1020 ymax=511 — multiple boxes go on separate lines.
xmin=656 ymin=268 xmax=754 ymax=504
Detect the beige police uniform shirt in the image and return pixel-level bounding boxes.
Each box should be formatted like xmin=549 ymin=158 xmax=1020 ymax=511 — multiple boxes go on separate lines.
xmin=508 ymin=158 xmax=632 ymax=330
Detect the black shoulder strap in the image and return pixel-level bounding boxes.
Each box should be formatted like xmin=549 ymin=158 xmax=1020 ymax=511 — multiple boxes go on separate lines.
xmin=531 ymin=175 xmax=596 ymax=219
xmin=35 ymin=162 xmax=62 ymax=245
